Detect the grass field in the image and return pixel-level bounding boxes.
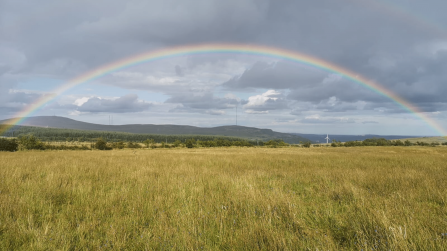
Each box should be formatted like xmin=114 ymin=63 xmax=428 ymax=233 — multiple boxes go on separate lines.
xmin=1 ymin=147 xmax=446 ymax=250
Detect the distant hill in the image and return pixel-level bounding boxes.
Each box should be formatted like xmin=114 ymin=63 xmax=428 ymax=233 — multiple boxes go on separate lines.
xmin=291 ymin=133 xmax=420 ymax=143
xmin=0 ymin=116 xmax=310 ymax=144
xmin=397 ymin=136 xmax=447 ymax=144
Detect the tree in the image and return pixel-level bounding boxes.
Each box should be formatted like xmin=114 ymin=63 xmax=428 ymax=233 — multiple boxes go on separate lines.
xmin=376 ymin=138 xmax=391 ymax=146
xmin=430 ymin=142 xmax=440 ymax=147
xmin=301 ymin=141 xmax=312 ymax=148
xmin=264 ymin=139 xmax=287 ymax=148
xmin=0 ymin=138 xmax=18 ymax=152
xmin=18 ymin=134 xmax=44 ymax=150
xmin=144 ymin=139 xmax=156 ymax=149
xmin=173 ymin=140 xmax=182 ymax=147
xmin=331 ymin=140 xmax=339 ymax=147
xmin=265 ymin=140 xmax=278 ymax=148
xmin=127 ymin=142 xmax=141 ymax=149
xmin=404 ymin=140 xmax=412 ymax=146
xmin=144 ymin=139 xmax=153 ymax=148
xmin=94 ymin=138 xmax=109 ymax=150
xmin=112 ymin=141 xmax=125 ymax=149
xmin=394 ymin=140 xmax=404 ymax=146
xmin=185 ymin=139 xmax=195 ymax=148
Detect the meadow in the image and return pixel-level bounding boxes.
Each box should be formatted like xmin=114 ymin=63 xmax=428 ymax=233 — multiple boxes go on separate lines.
xmin=0 ymin=147 xmax=446 ymax=250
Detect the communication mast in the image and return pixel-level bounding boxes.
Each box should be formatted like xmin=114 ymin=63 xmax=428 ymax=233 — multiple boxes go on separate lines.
xmin=236 ymin=104 xmax=238 ymax=126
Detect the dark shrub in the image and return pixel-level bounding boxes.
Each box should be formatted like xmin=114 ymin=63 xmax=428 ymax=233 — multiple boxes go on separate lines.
xmin=394 ymin=140 xmax=404 ymax=146
xmin=127 ymin=142 xmax=141 ymax=149
xmin=185 ymin=139 xmax=195 ymax=148
xmin=0 ymin=138 xmax=18 ymax=152
xmin=94 ymin=138 xmax=111 ymax=150
xmin=301 ymin=141 xmax=312 ymax=148
xmin=173 ymin=140 xmax=182 ymax=147
xmin=112 ymin=141 xmax=125 ymax=149
xmin=18 ymin=134 xmax=44 ymax=150
xmin=144 ymin=139 xmax=155 ymax=148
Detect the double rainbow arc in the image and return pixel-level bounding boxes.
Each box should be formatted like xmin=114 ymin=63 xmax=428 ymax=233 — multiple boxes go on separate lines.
xmin=1 ymin=43 xmax=445 ymax=136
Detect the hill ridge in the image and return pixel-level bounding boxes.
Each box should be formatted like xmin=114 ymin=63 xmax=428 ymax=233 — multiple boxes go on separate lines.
xmin=0 ymin=116 xmax=308 ymax=144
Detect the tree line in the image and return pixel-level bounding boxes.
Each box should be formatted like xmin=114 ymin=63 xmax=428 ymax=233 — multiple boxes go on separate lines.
xmin=326 ymin=138 xmax=446 ymax=147
xmin=1 ymin=130 xmax=445 ymax=152
xmin=0 ymin=125 xmax=258 ymax=144
xmin=0 ymin=135 xmax=279 ymax=151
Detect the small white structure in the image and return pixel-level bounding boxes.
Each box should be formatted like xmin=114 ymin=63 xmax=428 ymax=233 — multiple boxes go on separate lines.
xmin=325 ymin=134 xmax=330 ymax=144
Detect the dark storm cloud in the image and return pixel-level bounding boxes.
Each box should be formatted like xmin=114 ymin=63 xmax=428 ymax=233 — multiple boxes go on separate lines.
xmin=221 ymin=50 xmax=447 ymax=112
xmin=2 ymin=1 xmax=445 ymax=73
xmin=0 ymin=66 xmax=10 ymax=76
xmin=6 ymin=91 xmax=43 ymax=104
xmin=0 ymin=89 xmax=49 ymax=114
xmin=375 ymin=51 xmax=447 ymax=105
xmin=75 ymin=94 xmax=152 ymax=113
xmin=69 ymin=0 xmax=269 ymax=46
xmin=314 ymin=99 xmax=360 ymax=113
xmin=222 ymin=61 xmax=326 ymax=90
xmin=363 ymin=101 xmax=447 ymax=114
xmin=286 ymin=77 xmax=386 ymax=104
xmin=166 ymin=93 xmax=239 ymax=111
xmin=3 ymin=0 xmax=441 ymax=78
xmin=175 ymin=65 xmax=183 ymax=77
xmin=290 ymin=109 xmax=304 ymax=116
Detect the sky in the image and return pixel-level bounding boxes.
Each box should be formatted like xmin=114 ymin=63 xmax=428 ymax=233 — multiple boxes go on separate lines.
xmin=1 ymin=0 xmax=447 ymax=136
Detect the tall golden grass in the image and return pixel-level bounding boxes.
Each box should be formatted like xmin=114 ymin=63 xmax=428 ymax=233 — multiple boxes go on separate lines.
xmin=1 ymin=147 xmax=446 ymax=250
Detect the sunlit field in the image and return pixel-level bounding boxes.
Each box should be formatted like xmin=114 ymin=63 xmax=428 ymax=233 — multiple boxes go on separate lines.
xmin=1 ymin=147 xmax=446 ymax=250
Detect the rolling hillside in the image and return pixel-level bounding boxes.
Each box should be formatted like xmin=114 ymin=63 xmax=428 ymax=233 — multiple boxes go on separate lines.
xmin=0 ymin=116 xmax=310 ymax=144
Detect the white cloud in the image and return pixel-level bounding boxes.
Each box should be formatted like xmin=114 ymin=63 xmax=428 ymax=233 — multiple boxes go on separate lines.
xmin=245 ymin=90 xmax=281 ymax=107
xmin=244 ymin=90 xmax=288 ymax=113
xmin=73 ymin=97 xmax=90 ymax=106
xmin=206 ymin=110 xmax=226 ymax=115
xmin=245 ymin=110 xmax=268 ymax=114
xmin=73 ymin=94 xmax=152 ymax=113
xmin=69 ymin=110 xmax=82 ymax=116
xmin=301 ymin=114 xmax=355 ymax=124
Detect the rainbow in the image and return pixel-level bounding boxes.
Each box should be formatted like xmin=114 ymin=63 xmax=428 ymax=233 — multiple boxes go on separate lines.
xmin=1 ymin=43 xmax=445 ymax=136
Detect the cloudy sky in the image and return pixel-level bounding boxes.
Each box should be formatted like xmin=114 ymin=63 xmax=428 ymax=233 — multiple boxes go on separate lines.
xmin=1 ymin=0 xmax=447 ymax=136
